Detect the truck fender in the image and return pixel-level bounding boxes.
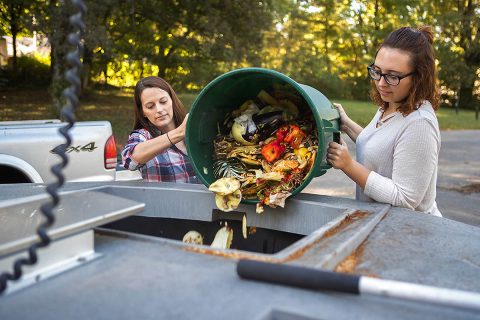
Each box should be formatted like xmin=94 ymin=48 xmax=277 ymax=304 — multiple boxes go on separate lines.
xmin=0 ymin=154 xmax=44 ymax=183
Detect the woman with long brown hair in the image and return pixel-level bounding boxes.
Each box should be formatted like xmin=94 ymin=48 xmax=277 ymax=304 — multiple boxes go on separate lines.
xmin=327 ymin=26 xmax=442 ymax=216
xmin=122 ymin=76 xmax=198 ymax=183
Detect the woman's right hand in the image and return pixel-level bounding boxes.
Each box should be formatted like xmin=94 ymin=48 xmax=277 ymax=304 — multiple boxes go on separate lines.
xmin=176 ymin=113 xmax=189 ymax=138
xmin=327 ymin=138 xmax=352 ymax=170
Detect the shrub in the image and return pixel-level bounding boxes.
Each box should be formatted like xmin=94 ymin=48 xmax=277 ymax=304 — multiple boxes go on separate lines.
xmin=1 ymin=55 xmax=51 ymax=88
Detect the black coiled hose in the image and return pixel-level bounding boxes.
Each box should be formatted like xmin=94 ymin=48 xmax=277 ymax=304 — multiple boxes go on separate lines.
xmin=0 ymin=0 xmax=87 ymax=294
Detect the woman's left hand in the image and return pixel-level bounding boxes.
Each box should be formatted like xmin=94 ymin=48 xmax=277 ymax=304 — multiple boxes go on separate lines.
xmin=327 ymin=139 xmax=352 ymax=170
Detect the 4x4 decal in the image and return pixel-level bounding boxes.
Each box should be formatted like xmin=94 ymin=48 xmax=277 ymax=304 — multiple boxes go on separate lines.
xmin=50 ymin=142 xmax=98 ymax=153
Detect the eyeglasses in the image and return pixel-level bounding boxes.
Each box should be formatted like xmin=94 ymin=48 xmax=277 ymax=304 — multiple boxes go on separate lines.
xmin=367 ymin=64 xmax=415 ymax=86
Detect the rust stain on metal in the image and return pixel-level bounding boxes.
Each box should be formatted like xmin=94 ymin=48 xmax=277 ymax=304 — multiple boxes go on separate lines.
xmin=334 ymin=241 xmax=366 ymax=273
xmin=281 ymin=210 xmax=370 ymax=262
xmin=184 ymin=247 xmax=277 ymax=263
xmin=322 ymin=210 xmax=369 ymax=239
xmin=184 ymin=210 xmax=371 ymax=264
xmin=334 ymin=241 xmax=378 ymax=278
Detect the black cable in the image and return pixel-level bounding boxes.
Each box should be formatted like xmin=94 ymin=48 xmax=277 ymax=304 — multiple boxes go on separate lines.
xmin=0 ymin=0 xmax=87 ymax=294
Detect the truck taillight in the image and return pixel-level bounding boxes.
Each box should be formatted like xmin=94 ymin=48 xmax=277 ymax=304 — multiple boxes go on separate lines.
xmin=104 ymin=135 xmax=117 ymax=170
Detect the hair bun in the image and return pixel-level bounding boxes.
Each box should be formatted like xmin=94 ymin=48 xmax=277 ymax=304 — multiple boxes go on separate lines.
xmin=417 ymin=26 xmax=434 ymax=44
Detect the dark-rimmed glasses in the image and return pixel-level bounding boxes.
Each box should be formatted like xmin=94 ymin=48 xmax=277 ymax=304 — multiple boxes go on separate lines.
xmin=367 ymin=64 xmax=415 ymax=86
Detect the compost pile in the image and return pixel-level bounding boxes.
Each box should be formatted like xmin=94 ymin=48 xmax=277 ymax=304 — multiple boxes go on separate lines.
xmin=209 ymin=84 xmax=318 ymax=213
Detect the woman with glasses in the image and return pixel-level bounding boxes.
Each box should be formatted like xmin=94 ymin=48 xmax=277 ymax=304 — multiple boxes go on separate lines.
xmin=327 ymin=26 xmax=442 ymax=216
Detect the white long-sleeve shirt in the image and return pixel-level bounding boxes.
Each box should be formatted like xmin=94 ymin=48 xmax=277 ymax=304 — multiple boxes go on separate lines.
xmin=355 ymin=101 xmax=442 ymax=216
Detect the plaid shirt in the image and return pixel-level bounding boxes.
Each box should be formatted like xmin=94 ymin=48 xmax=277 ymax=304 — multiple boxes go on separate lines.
xmin=122 ymin=129 xmax=199 ymax=183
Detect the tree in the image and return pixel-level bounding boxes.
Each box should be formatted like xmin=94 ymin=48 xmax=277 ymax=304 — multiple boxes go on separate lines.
xmin=82 ymin=0 xmax=120 ymax=89
xmin=6 ymin=0 xmax=478 ymax=109
xmin=433 ymin=0 xmax=479 ymax=109
xmin=84 ymin=0 xmax=277 ymax=89
xmin=0 ymin=0 xmax=31 ymax=73
xmin=29 ymin=0 xmax=81 ymax=113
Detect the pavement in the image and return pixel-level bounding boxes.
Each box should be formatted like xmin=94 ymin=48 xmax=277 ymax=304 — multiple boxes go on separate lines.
xmin=304 ymin=130 xmax=480 ymax=227
xmin=116 ymin=130 xmax=480 ymax=227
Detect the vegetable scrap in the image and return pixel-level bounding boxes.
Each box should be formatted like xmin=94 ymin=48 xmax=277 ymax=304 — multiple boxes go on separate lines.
xmin=210 ymin=224 xmax=234 ymax=249
xmin=208 ymin=177 xmax=242 ymax=212
xmin=182 ymin=230 xmax=204 ymax=245
xmin=182 ymin=223 xmax=234 ymax=249
xmin=210 ymin=85 xmax=318 ymax=213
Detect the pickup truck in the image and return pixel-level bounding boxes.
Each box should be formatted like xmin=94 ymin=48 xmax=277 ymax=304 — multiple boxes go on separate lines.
xmin=0 ymin=119 xmax=117 ymax=183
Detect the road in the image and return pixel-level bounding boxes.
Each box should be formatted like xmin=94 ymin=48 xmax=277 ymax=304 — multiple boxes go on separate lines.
xmin=304 ymin=130 xmax=480 ymax=227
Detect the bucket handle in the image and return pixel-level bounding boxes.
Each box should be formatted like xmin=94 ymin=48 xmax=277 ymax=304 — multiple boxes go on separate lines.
xmin=333 ymin=131 xmax=341 ymax=144
xmin=313 ymin=127 xmax=341 ymax=177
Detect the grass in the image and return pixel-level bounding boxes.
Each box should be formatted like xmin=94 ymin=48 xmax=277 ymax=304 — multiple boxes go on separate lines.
xmin=334 ymin=99 xmax=480 ymax=130
xmin=1 ymin=88 xmax=479 ymax=155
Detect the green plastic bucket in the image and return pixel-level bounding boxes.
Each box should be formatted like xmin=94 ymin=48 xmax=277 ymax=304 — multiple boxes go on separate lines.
xmin=186 ymin=68 xmax=340 ymax=204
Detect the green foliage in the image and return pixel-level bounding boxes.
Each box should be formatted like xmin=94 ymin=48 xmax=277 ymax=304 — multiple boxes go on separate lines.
xmin=344 ymin=76 xmax=371 ymax=101
xmin=0 ymin=55 xmax=50 ymax=88
xmin=422 ymin=0 xmax=480 ymax=109
xmin=3 ymin=0 xmax=479 ymax=112
xmin=81 ymin=0 xmax=276 ymax=90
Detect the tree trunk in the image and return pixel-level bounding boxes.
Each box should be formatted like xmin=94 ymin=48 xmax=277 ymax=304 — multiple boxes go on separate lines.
xmin=324 ymin=13 xmax=330 ymax=73
xmin=11 ymin=30 xmax=17 ymax=72
xmin=103 ymin=66 xmax=108 ymax=85
xmin=9 ymin=5 xmax=18 ymax=73
xmin=457 ymin=0 xmax=479 ymax=111
xmin=48 ymin=0 xmax=57 ymax=78
xmin=372 ymin=0 xmax=380 ymax=50
xmin=50 ymin=43 xmax=55 ymax=77
xmin=49 ymin=1 xmax=71 ymax=117
xmin=157 ymin=66 xmax=166 ymax=79
xmin=457 ymin=76 xmax=476 ymax=109
xmin=82 ymin=46 xmax=93 ymax=92
xmin=140 ymin=60 xmax=144 ymax=78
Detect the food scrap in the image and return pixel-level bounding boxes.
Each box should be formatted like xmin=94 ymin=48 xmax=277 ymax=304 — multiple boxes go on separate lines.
xmin=210 ymin=224 xmax=234 ymax=249
xmin=242 ymin=213 xmax=247 ymax=239
xmin=210 ymin=85 xmax=318 ymax=212
xmin=182 ymin=230 xmax=204 ymax=245
xmin=209 ymin=177 xmax=242 ymax=212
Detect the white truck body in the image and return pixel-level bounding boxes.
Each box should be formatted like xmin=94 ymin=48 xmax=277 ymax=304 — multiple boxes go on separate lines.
xmin=0 ymin=119 xmax=116 ymax=183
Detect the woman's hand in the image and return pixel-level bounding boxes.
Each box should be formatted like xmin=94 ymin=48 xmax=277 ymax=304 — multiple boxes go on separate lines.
xmin=176 ymin=113 xmax=189 ymax=138
xmin=168 ymin=113 xmax=189 ymax=145
xmin=327 ymin=139 xmax=352 ymax=170
xmin=333 ymin=103 xmax=363 ymax=143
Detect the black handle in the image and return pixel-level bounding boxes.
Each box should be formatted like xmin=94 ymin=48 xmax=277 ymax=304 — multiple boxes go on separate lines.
xmin=237 ymin=259 xmax=360 ymax=294
xmin=333 ymin=131 xmax=341 ymax=144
